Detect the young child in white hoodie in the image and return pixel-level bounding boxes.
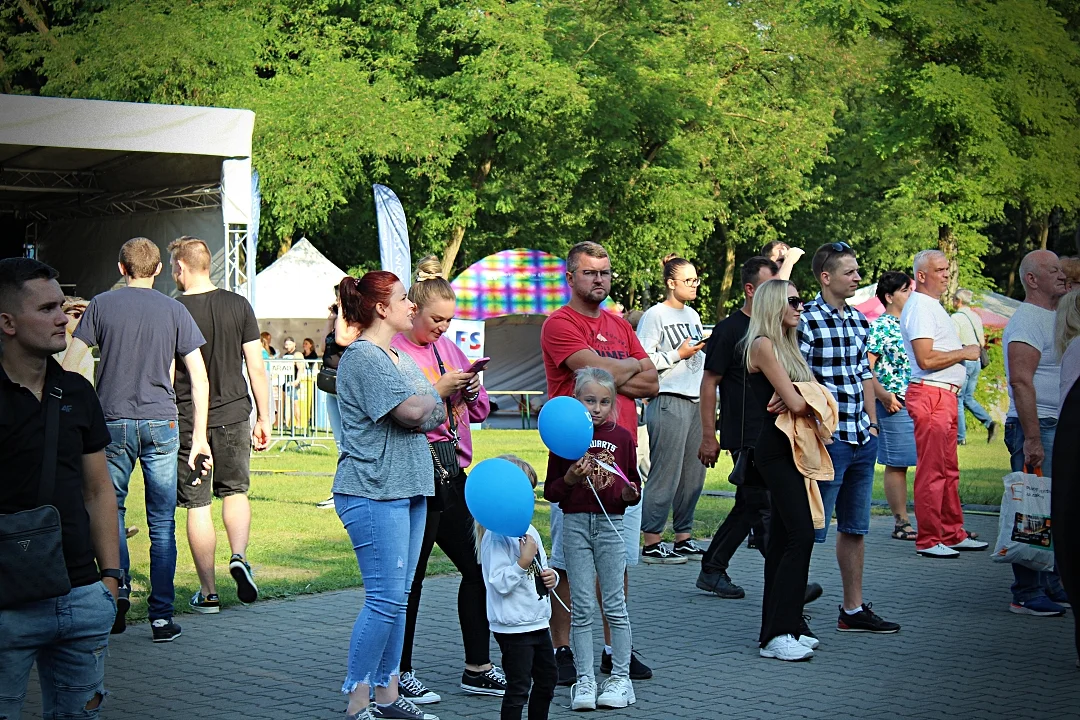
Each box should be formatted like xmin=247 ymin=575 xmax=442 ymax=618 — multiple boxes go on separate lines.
xmin=478 ymin=455 xmax=559 ymax=720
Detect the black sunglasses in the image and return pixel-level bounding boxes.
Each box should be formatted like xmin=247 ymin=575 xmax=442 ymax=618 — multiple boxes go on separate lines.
xmin=787 ymin=296 xmax=805 ymax=310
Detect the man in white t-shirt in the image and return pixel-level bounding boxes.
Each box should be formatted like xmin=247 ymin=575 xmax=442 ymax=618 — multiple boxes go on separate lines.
xmin=899 ymin=250 xmax=987 ymax=558
xmin=951 ymin=290 xmax=998 ymax=445
xmin=1003 ymin=249 xmax=1069 ymax=616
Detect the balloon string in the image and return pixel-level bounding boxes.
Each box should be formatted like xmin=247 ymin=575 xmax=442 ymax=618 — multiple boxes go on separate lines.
xmin=586 ymin=479 xmax=625 ymax=547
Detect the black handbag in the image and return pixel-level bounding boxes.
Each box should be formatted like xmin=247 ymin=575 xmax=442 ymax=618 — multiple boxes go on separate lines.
xmin=0 ymin=383 xmax=72 ymax=609
xmin=426 ymin=344 xmax=463 ymax=512
xmin=728 ymin=368 xmax=763 ymax=488
xmin=960 ymin=312 xmax=991 ymax=369
xmin=316 ymin=367 xmax=337 ymax=395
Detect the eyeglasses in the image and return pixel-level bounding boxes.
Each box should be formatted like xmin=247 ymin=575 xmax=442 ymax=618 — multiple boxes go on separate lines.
xmin=579 ymin=269 xmax=612 ymax=280
xmin=787 ymin=296 xmax=805 ymax=310
xmin=677 ymin=278 xmax=701 ymax=288
xmin=827 ymin=242 xmax=853 ymax=253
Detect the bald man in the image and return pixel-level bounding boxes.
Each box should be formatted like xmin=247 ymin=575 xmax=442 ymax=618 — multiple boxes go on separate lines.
xmin=899 ymin=250 xmax=987 ymax=558
xmin=1003 ymin=249 xmax=1070 ymax=616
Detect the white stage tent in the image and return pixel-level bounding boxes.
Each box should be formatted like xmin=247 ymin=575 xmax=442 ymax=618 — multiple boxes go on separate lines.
xmin=0 ymin=94 xmax=257 ymax=301
xmin=241 ymin=238 xmax=349 ymax=348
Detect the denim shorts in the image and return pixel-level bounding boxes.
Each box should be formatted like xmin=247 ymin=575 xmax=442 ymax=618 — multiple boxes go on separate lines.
xmin=815 ymin=436 xmax=878 ymax=543
xmin=548 ymin=501 xmax=639 ymax=569
xmin=875 ymin=400 xmax=917 ymax=468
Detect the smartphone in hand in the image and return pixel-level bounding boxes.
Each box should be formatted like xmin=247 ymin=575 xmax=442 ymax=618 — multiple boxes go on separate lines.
xmin=465 ymin=357 xmax=491 ymax=374
xmin=186 ymin=454 xmax=211 ymax=486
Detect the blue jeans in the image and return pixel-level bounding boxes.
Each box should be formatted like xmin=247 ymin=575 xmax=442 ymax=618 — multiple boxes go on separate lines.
xmin=105 ymin=418 xmax=180 ymax=621
xmin=335 ymin=494 xmax=426 ymax=693
xmin=815 ymin=436 xmax=878 ymax=543
xmin=0 ymin=582 xmax=116 ymax=719
xmin=562 ymin=512 xmax=631 ymax=680
xmin=1004 ymin=417 xmax=1064 ymax=603
xmin=957 ymin=360 xmax=992 ymax=443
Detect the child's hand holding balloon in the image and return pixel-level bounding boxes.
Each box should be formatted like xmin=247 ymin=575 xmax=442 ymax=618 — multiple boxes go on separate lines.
xmin=539 ymin=567 xmax=558 ymax=589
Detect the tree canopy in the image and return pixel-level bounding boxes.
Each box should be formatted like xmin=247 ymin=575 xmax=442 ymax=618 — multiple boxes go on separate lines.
xmin=4 ymin=0 xmax=1079 ymax=317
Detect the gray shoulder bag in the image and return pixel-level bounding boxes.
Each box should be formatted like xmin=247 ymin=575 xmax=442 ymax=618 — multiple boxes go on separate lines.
xmin=0 ymin=383 xmax=72 ymax=608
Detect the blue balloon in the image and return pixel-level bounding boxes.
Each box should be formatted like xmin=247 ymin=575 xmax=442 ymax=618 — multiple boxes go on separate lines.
xmin=465 ymin=458 xmax=535 ymax=537
xmin=538 ymin=396 xmax=593 ymax=460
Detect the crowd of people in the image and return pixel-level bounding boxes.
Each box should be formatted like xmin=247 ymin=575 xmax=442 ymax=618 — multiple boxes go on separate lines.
xmin=2 ymin=233 xmax=1078 ymax=720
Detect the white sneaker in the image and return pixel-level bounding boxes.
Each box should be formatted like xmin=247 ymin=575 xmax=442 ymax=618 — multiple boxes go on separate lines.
xmin=948 ymin=537 xmax=989 ymax=551
xmin=570 ymin=676 xmax=597 ymax=711
xmin=399 ymin=671 xmax=441 ymax=704
xmin=759 ymin=634 xmax=814 ymax=661
xmin=797 ymin=635 xmax=820 ymax=650
xmin=917 ymin=543 xmax=960 ymax=558
xmin=596 ymin=676 xmax=636 ymax=708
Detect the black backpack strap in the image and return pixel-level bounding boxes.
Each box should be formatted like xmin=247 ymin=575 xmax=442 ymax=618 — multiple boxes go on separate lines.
xmin=37 ymin=384 xmax=63 ymax=507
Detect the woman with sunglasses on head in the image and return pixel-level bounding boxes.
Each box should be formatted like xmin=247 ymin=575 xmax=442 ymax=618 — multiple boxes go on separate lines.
xmin=636 ymin=255 xmax=708 ymax=563
xmin=745 ymin=280 xmax=823 ymax=662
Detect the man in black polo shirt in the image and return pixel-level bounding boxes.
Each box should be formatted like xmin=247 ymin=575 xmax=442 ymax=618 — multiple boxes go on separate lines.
xmin=0 ymin=258 xmax=121 ymax=719
xmin=696 ymin=257 xmax=778 ymax=598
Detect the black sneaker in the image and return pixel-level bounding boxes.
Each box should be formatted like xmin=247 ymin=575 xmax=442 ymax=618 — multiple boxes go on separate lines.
xmin=399 ymin=671 xmax=440 ymax=704
xmin=151 ymin=618 xmax=182 ymax=643
xmin=189 ymin=591 xmax=220 ymax=614
xmin=599 ymin=647 xmax=653 ymax=680
xmin=836 ymin=603 xmax=900 ymax=634
xmin=229 ymin=553 xmax=259 ymax=604
xmin=641 ymin=543 xmax=688 ymax=565
xmin=112 ymin=590 xmax=130 ymax=635
xmin=555 ymin=645 xmax=576 ymax=686
xmin=370 ymin=697 xmax=439 ymax=720
xmin=696 ymin=570 xmax=745 ymax=599
xmin=672 ymin=539 xmax=705 ymax=561
xmin=460 ymin=666 xmax=506 ymax=696
xmin=804 ymin=582 xmax=823 ymax=605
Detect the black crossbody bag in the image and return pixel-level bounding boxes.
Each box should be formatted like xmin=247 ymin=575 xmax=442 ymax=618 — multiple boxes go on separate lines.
xmin=0 ymin=383 xmax=72 ymax=608
xmin=427 ymin=344 xmax=463 ymax=512
xmin=728 ymin=367 xmax=763 ymax=488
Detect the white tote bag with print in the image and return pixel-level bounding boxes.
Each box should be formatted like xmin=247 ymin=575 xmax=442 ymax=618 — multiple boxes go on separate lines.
xmin=992 ymin=471 xmax=1054 ymax=572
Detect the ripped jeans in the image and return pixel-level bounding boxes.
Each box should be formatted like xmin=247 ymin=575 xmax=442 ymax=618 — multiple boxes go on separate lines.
xmin=0 ymin=581 xmax=115 ymax=720
xmin=336 ymin=493 xmax=426 ymax=694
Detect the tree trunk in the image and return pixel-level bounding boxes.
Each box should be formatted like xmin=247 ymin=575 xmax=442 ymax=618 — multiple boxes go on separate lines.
xmin=441 ymin=147 xmax=495 ymax=275
xmin=1006 ymin=206 xmax=1027 ymax=298
xmin=715 ymin=225 xmax=735 ymax=321
xmin=277 ymin=234 xmax=293 ymax=258
xmin=1035 ymin=213 xmax=1050 ymax=250
xmin=938 ymin=224 xmax=959 ymax=309
xmin=17 ymin=0 xmax=59 ymax=47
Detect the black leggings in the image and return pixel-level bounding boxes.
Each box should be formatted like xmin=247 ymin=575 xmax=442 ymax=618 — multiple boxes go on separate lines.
xmin=401 ymin=474 xmax=490 ymax=672
xmin=755 ymin=425 xmax=815 ymax=646
xmin=495 ymin=629 xmax=557 ymax=720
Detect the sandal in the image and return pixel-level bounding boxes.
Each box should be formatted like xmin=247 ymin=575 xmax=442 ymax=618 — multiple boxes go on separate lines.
xmin=965 ymin=528 xmax=979 ymax=540
xmin=892 ymin=522 xmax=917 ymax=541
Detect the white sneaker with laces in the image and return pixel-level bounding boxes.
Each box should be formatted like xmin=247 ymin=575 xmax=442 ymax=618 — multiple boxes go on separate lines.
xmin=797 ymin=635 xmax=820 ymax=650
xmin=917 ymin=543 xmax=960 ymax=558
xmin=399 ymin=671 xmax=441 ymax=704
xmin=570 ymin=676 xmax=597 ymax=711
xmin=948 ymin=537 xmax=989 ymax=551
xmin=759 ymin=634 xmax=814 ymax=661
xmin=596 ymin=676 xmax=636 ymax=708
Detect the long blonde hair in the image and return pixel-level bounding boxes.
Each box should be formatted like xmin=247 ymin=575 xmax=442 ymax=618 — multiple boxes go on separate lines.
xmin=744 ymin=279 xmax=815 ymax=382
xmin=474 ymin=454 xmax=539 ymax=561
xmin=1056 ymin=288 xmax=1080 ymax=358
xmin=573 ymin=366 xmax=619 ymax=427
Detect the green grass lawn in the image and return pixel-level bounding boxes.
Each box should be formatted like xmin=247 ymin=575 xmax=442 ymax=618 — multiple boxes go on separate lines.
xmin=120 ymin=429 xmax=1011 ymax=622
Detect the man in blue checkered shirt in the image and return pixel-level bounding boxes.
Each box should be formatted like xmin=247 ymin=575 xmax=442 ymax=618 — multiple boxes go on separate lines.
xmin=799 ymin=242 xmax=900 ymax=635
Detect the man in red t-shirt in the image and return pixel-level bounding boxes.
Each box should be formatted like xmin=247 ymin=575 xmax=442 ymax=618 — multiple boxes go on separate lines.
xmin=540 ymin=241 xmax=659 ymax=685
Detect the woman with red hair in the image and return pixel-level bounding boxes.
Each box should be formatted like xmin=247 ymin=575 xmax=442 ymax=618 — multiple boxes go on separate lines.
xmin=332 ymin=271 xmax=445 ymax=720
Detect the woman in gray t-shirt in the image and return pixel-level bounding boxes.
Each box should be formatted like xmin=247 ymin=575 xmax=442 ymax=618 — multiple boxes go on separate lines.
xmin=331 ymin=271 xmax=444 ymax=720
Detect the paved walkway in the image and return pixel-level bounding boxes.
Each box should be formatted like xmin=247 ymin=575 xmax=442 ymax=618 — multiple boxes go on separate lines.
xmin=23 ymin=515 xmax=1080 ymax=720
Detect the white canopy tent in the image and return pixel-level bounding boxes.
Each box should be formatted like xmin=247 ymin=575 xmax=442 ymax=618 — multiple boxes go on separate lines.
xmin=241 ymin=238 xmax=349 ymax=349
xmin=0 ymin=94 xmax=257 ymax=301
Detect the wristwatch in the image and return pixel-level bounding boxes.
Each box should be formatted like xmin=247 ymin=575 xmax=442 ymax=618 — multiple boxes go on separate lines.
xmin=868 ymin=422 xmax=880 ymax=432
xmin=100 ymin=568 xmax=124 ymax=582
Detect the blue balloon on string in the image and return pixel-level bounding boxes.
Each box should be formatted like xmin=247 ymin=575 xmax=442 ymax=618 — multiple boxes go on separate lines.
xmin=538 ymin=395 xmax=594 ymax=460
xmin=465 ymin=458 xmax=535 ymax=537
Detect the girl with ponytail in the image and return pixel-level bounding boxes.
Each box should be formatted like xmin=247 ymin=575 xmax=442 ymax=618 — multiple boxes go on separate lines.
xmin=389 ymin=256 xmax=503 ymax=703
xmin=332 ymin=270 xmax=447 ymax=720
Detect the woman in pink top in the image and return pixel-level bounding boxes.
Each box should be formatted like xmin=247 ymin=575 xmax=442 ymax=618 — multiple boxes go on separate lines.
xmin=390 ymin=256 xmax=500 ymax=704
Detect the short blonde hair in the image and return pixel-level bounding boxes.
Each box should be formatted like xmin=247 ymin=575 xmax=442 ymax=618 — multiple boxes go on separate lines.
xmin=168 ymin=236 xmax=212 ymax=273
xmin=566 ymin=241 xmax=609 ymax=273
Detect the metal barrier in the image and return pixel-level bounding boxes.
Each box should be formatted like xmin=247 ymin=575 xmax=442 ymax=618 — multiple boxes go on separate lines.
xmin=266 ymin=358 xmax=334 ymax=451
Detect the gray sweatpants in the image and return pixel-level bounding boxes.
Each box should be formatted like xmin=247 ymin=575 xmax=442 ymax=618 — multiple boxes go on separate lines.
xmin=641 ymin=394 xmax=707 ymax=535
xmin=563 ymin=512 xmax=630 ymax=680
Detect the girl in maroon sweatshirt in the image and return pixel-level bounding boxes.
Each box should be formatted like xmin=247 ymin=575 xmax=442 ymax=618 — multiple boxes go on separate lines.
xmin=543 ymin=367 xmax=640 ymax=710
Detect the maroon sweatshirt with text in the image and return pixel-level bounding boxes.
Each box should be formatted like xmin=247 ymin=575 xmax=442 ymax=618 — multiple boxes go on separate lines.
xmin=544 ymin=422 xmax=641 ymax=515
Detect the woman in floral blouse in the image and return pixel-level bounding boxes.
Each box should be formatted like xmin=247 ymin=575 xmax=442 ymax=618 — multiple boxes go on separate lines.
xmin=866 ymin=271 xmax=918 ymax=541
